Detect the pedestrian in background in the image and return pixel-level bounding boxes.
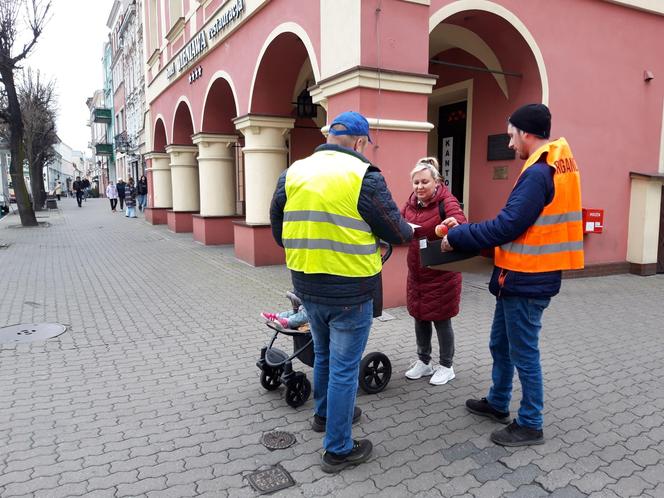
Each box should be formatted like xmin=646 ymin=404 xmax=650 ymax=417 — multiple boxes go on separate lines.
xmin=402 ymin=157 xmax=466 ymax=386
xmin=106 ymin=181 xmax=118 ymax=212
xmin=82 ymin=177 xmax=91 ymax=201
xmin=124 ymin=177 xmax=137 ymax=218
xmin=54 ymin=181 xmax=62 ymax=201
xmin=270 ymin=111 xmax=413 ymax=473
xmin=442 ymin=103 xmax=584 ymax=446
xmin=137 ymin=175 xmax=148 ymax=211
xmin=117 ymin=179 xmax=126 ymax=210
xmin=72 ymin=176 xmax=84 ymax=208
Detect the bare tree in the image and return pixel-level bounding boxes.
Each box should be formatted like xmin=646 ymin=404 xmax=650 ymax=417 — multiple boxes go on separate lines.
xmin=0 ymin=0 xmax=51 ymax=226
xmin=20 ymin=68 xmax=57 ymax=210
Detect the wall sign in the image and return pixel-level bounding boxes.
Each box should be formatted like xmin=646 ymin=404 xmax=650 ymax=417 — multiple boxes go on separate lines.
xmin=166 ymin=0 xmax=245 ymax=80
xmin=441 ymin=137 xmax=453 ymax=188
xmin=487 ymin=133 xmax=515 ymax=161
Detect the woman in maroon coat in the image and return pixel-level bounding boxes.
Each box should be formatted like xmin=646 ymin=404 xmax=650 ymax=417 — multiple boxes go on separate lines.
xmin=402 ymin=158 xmax=466 ymax=385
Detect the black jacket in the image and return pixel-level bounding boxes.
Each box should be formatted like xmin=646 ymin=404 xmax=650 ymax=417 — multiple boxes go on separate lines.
xmin=137 ymin=179 xmax=148 ymax=195
xmin=116 ymin=182 xmax=126 ymax=197
xmin=270 ymin=144 xmax=413 ymax=306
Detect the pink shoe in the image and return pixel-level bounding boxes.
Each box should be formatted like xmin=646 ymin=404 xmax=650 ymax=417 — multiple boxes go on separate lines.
xmin=261 ymin=312 xmax=288 ymax=328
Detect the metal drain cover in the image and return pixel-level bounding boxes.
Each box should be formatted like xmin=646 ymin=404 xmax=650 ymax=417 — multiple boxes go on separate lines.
xmin=260 ymin=431 xmax=296 ymax=450
xmin=0 ymin=323 xmax=67 ymax=344
xmin=246 ymin=465 xmax=295 ymax=494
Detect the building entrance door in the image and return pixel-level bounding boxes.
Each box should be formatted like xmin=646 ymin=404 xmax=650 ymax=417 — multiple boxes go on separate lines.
xmin=437 ymin=101 xmax=467 ymax=204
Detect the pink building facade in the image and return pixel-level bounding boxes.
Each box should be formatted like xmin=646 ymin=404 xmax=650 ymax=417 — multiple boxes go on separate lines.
xmin=143 ymin=0 xmax=664 ymax=308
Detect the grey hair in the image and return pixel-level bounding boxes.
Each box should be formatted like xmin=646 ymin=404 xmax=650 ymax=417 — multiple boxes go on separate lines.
xmin=410 ymin=157 xmax=442 ymax=183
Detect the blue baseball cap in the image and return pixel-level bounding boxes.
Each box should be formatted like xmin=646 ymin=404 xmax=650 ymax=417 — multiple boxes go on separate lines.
xmin=328 ymin=111 xmax=373 ymax=143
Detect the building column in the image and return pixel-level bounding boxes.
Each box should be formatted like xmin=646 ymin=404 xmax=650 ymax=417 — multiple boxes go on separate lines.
xmin=144 ymin=152 xmax=171 ymax=225
xmin=191 ymin=133 xmax=243 ymax=245
xmin=165 ymin=145 xmax=199 ymax=233
xmin=627 ymin=172 xmax=664 ymax=275
xmin=232 ymin=115 xmax=294 ymax=266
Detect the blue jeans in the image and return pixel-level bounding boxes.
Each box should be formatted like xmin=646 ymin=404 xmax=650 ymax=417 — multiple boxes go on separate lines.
xmin=277 ymin=306 xmax=308 ymax=329
xmin=486 ymin=296 xmax=550 ymax=430
xmin=303 ymin=299 xmax=373 ymax=455
xmin=125 ymin=206 xmax=136 ymax=218
xmin=138 ymin=194 xmax=147 ymax=209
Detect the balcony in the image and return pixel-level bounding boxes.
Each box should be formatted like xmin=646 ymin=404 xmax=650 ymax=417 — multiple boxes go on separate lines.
xmin=95 ymin=143 xmax=114 ymax=156
xmin=93 ymin=108 xmax=112 ymax=124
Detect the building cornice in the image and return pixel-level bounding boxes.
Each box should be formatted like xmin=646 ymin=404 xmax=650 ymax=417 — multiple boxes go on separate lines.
xmin=146 ymin=48 xmax=160 ymax=67
xmin=310 ymin=66 xmax=437 ymax=104
xmin=602 ymin=0 xmax=664 ymax=16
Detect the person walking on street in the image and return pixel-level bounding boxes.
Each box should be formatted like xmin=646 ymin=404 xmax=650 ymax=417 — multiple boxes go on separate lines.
xmin=271 ymin=111 xmax=413 ymax=473
xmin=82 ymin=177 xmax=91 ymax=201
xmin=117 ymin=179 xmax=126 ymax=210
xmin=124 ymin=177 xmax=137 ymax=218
xmin=106 ymin=181 xmax=118 ymax=212
xmin=441 ymin=103 xmax=584 ymax=446
xmin=137 ymin=175 xmax=148 ymax=211
xmin=73 ymin=176 xmax=84 ymax=208
xmin=54 ymin=181 xmax=62 ymax=201
xmin=402 ymin=157 xmax=466 ymax=386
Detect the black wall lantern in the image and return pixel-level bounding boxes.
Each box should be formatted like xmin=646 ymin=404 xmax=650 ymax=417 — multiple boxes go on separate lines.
xmin=295 ymin=88 xmax=317 ymax=119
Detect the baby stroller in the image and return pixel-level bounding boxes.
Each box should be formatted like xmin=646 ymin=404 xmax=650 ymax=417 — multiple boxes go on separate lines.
xmin=256 ymin=243 xmax=394 ymax=408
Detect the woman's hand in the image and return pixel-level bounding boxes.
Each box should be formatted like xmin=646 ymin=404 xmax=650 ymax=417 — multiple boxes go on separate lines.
xmin=441 ymin=216 xmax=459 ymax=229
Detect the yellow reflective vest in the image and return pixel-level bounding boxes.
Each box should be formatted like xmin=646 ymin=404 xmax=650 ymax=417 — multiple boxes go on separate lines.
xmin=495 ymin=138 xmax=584 ymax=272
xmin=283 ymin=150 xmax=382 ymax=277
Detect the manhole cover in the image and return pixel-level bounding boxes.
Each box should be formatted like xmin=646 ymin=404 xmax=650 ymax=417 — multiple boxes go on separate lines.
xmin=260 ymin=431 xmax=296 ymax=450
xmin=0 ymin=323 xmax=67 ymax=344
xmin=246 ymin=465 xmax=295 ymax=494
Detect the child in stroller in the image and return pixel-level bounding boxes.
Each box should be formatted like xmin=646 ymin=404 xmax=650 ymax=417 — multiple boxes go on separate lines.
xmin=256 ymin=290 xmax=392 ymax=408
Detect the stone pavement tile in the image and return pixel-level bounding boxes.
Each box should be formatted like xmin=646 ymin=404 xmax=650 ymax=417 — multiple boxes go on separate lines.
xmin=562 ymin=440 xmax=601 ymax=459
xmin=434 ymin=474 xmax=482 ymax=497
xmin=469 ymin=461 xmax=510 ymax=483
xmin=607 ymin=475 xmax=656 ymax=497
xmin=548 ymin=486 xmax=587 ymax=497
xmin=535 ymin=467 xmax=580 ymax=492
xmin=366 ymin=483 xmax=412 ymax=498
xmin=644 ymin=482 xmax=664 ymax=498
xmin=569 ymin=471 xmax=616 ymax=494
xmin=146 ymin=483 xmax=197 ymax=497
xmin=1 ymin=476 xmax=60 ymax=497
xmin=504 ymin=484 xmax=549 ymax=497
xmin=499 ymin=448 xmax=542 ymax=470
xmin=502 ymin=464 xmax=544 ymax=488
xmin=627 ymin=448 xmax=662 ymax=467
xmin=442 ymin=440 xmax=482 ymax=462
xmin=634 ymin=464 xmax=664 ymax=486
xmin=533 ymin=451 xmax=574 ymax=472
xmin=439 ymin=456 xmax=481 ymax=479
xmin=468 ymin=478 xmax=516 ymax=498
xmin=598 ymin=458 xmax=644 ymax=480
xmin=36 ymin=482 xmax=89 ymax=498
xmin=116 ymin=477 xmax=168 ymax=497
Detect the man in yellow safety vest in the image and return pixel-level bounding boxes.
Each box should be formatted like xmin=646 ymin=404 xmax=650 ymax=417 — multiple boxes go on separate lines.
xmin=270 ymin=111 xmax=413 ymax=472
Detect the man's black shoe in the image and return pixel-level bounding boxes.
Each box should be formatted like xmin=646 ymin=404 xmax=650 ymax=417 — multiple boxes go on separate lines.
xmin=466 ymin=398 xmax=511 ymax=424
xmin=490 ymin=420 xmax=544 ymax=446
xmin=321 ymin=439 xmax=372 ymax=473
xmin=312 ymin=406 xmax=362 ymax=433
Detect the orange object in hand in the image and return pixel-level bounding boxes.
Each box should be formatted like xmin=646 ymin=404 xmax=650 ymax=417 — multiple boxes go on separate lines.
xmin=434 ymin=223 xmax=448 ymax=237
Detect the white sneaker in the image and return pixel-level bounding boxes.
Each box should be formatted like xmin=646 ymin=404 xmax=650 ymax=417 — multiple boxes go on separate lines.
xmin=430 ymin=365 xmax=455 ymax=385
xmin=405 ymin=360 xmax=434 ymax=379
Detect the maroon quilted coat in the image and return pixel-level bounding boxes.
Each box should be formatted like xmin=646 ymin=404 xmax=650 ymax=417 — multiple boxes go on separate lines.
xmin=402 ymin=186 xmax=467 ymax=321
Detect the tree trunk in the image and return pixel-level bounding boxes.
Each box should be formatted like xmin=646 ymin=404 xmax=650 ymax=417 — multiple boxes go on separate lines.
xmin=1 ymin=66 xmax=37 ymax=226
xmin=29 ymin=157 xmax=46 ymax=210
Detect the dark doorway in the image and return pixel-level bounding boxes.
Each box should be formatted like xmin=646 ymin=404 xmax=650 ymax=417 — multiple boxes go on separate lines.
xmin=658 ymin=186 xmax=664 ymax=273
xmin=438 ymin=101 xmax=467 ymax=203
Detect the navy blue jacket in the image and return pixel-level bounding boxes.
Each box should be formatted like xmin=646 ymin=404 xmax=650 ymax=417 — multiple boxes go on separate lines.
xmin=270 ymin=144 xmax=413 ymax=306
xmin=447 ymin=161 xmax=562 ymax=298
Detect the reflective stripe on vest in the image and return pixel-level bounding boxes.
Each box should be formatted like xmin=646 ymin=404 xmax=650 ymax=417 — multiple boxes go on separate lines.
xmin=283 ymin=150 xmax=382 ymax=277
xmin=494 ymin=138 xmax=584 ymax=272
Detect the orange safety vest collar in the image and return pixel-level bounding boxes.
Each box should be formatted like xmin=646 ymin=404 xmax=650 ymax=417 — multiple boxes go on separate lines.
xmin=494 ymin=137 xmax=584 ymax=273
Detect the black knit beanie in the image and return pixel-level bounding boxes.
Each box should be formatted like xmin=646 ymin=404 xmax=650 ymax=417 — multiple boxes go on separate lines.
xmin=508 ymin=103 xmax=551 ymax=139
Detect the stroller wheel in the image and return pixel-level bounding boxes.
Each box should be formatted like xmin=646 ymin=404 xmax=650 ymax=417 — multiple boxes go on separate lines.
xmin=285 ymin=373 xmax=311 ymax=408
xmin=359 ymin=352 xmax=392 ymax=394
xmin=260 ymin=369 xmax=282 ymax=391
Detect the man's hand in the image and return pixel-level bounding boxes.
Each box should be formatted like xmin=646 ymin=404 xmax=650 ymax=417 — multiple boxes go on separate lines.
xmin=441 ymin=216 xmax=459 ymax=229
xmin=441 ymin=235 xmax=453 ymax=252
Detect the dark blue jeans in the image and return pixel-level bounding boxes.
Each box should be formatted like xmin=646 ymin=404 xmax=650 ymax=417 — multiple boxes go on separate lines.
xmin=303 ymin=299 xmax=373 ymax=455
xmin=486 ymin=296 xmax=550 ymax=430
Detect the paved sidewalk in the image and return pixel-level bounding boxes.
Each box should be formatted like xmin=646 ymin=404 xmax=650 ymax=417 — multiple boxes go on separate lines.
xmin=1 ymin=198 xmax=663 ymax=497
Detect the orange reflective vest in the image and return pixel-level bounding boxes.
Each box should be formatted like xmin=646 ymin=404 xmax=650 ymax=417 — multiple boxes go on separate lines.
xmin=494 ymin=137 xmax=584 ymax=272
